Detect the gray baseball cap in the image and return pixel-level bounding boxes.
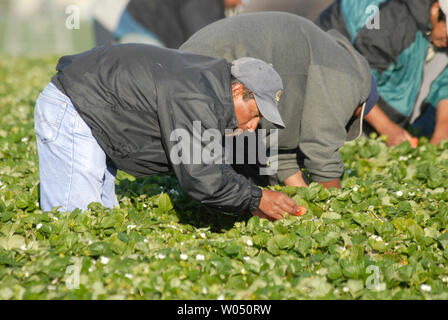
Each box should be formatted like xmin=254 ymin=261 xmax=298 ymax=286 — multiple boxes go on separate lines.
xmin=231 ymin=57 xmax=285 ymax=128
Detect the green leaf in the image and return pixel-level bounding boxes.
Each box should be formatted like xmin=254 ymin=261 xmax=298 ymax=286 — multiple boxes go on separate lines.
xmin=321 ymin=211 xmax=342 ymax=220
xmin=294 ymin=238 xmax=312 ymax=257
xmin=294 ymin=221 xmax=316 ymax=237
xmin=0 ymin=235 xmax=25 ymax=250
xmin=296 ymin=276 xmax=332 ymax=298
xmin=266 ymin=239 xmax=280 ymax=255
xmin=88 ymin=241 xmax=112 ymax=257
xmin=157 ymin=193 xmax=173 ymax=213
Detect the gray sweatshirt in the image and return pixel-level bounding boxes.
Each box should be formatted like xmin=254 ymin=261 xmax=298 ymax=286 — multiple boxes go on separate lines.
xmin=180 ymin=12 xmax=372 ymax=182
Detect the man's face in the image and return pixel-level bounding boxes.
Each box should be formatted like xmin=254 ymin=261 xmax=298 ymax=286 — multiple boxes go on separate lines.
xmin=430 ymin=3 xmax=448 ymax=48
xmin=431 ymin=21 xmax=447 ymax=47
xmin=232 ymin=83 xmax=262 ymax=133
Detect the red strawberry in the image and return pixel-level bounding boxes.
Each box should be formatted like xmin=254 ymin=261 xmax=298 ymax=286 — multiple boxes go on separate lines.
xmin=294 ymin=206 xmax=307 ymax=216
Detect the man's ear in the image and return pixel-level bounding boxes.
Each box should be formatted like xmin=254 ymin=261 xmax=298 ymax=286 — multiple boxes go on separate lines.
xmin=431 ymin=1 xmax=441 ymax=24
xmin=232 ymin=82 xmax=244 ymax=98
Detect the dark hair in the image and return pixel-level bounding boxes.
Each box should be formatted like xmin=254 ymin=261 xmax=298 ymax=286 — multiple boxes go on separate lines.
xmin=439 ymin=8 xmax=446 ymax=22
xmin=230 ymin=76 xmax=255 ymax=101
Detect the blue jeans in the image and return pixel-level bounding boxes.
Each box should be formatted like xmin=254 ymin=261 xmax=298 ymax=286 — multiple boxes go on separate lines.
xmin=34 ymin=83 xmax=119 ymax=212
xmin=411 ymin=105 xmax=436 ymax=137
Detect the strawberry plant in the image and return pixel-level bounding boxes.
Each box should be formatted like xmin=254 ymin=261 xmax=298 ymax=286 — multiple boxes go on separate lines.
xmin=0 ymin=55 xmax=447 ymax=300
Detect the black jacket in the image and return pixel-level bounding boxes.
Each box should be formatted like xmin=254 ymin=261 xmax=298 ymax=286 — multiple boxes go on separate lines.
xmin=126 ymin=0 xmax=225 ymax=49
xmin=51 ymin=44 xmax=262 ymax=214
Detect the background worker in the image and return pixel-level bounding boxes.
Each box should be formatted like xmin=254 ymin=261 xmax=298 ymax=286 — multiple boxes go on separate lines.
xmin=316 ymin=0 xmax=448 ymax=146
xmin=93 ymin=0 xmax=243 ymax=48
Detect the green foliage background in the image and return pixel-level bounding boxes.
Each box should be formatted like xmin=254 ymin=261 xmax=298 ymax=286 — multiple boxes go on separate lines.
xmin=1 ymin=55 xmax=448 ymax=300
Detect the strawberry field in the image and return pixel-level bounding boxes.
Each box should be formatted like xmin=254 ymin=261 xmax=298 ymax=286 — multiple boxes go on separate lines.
xmin=1 ymin=55 xmax=448 ymax=300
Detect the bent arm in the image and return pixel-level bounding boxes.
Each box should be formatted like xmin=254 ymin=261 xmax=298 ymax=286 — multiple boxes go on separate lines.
xmin=430 ymin=99 xmax=448 ymax=145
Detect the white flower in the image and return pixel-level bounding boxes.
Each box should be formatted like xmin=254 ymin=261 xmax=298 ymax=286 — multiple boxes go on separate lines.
xmin=368 ymin=205 xmax=375 ymax=211
xmin=180 ymin=254 xmax=188 ymax=260
xmin=20 ymin=245 xmax=27 ymax=250
xmin=370 ymin=235 xmax=383 ymax=242
xmin=53 ymin=216 xmax=58 ymax=221
xmin=202 ymin=287 xmax=208 ymax=294
xmin=100 ymin=256 xmax=110 ymax=264
xmin=243 ymin=256 xmax=250 ymax=261
xmin=143 ymin=204 xmax=147 ymax=208
xmin=127 ymin=224 xmax=136 ymax=230
xmin=143 ymin=239 xmax=149 ymax=243
xmin=408 ymin=192 xmax=415 ymax=197
xmin=353 ymin=187 xmax=358 ymax=192
xmin=21 ymin=137 xmax=29 ymax=142
xmin=125 ymin=273 xmax=133 ymax=279
xmin=36 ymin=223 xmax=42 ymax=229
xmin=246 ymin=239 xmax=253 ymax=246
xmin=200 ymin=233 xmax=206 ymax=239
xmin=217 ymin=295 xmax=225 ymax=300
xmin=396 ymin=191 xmax=403 ymax=197
xmin=88 ymin=240 xmax=93 ymax=245
xmin=420 ymin=284 xmax=432 ymax=292
xmin=241 ymin=268 xmax=246 ymax=275
xmin=156 ymin=253 xmax=166 ymax=259
xmin=442 ymin=276 xmax=448 ymax=283
xmin=180 ymin=242 xmax=184 ymax=246
xmin=342 ymin=286 xmax=349 ymax=293
xmin=196 ymin=254 xmax=205 ymax=261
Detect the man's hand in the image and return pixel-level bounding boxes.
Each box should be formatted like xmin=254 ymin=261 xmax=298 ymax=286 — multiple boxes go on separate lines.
xmin=365 ymin=104 xmax=415 ymax=147
xmin=253 ymin=190 xmax=299 ymax=220
xmin=383 ymin=123 xmax=415 ymax=147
